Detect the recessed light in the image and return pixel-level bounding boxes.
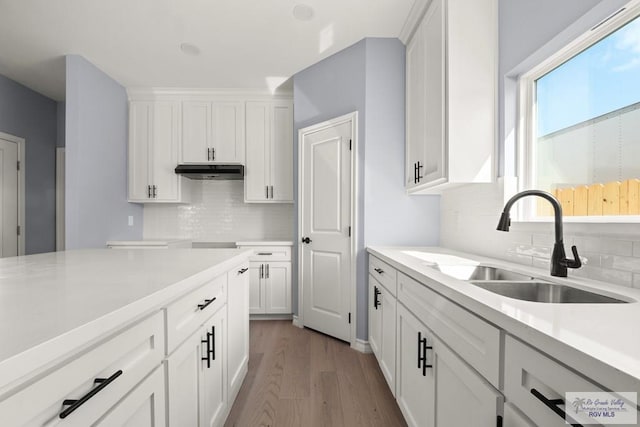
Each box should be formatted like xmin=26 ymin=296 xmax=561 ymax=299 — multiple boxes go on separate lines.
xmin=293 ymin=4 xmax=314 ymax=21
xmin=180 ymin=43 xmax=200 ymax=56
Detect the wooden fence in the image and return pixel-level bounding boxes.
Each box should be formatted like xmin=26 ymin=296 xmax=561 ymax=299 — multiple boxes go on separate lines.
xmin=537 ymin=178 xmax=640 ymax=216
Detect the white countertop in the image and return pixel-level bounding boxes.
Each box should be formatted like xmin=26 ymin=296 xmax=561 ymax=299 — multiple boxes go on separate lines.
xmin=368 ymin=246 xmax=640 ymax=390
xmin=236 ymin=241 xmax=294 ymax=246
xmin=0 ymin=248 xmax=251 ymax=390
xmin=106 ymin=239 xmax=191 ymax=247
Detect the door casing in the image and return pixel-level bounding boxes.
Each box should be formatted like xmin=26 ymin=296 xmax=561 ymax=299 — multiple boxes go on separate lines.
xmin=0 ymin=131 xmax=25 ymax=256
xmin=297 ymin=111 xmax=358 ymax=349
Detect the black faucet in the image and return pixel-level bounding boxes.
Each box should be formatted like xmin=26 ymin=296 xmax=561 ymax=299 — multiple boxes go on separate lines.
xmin=496 ymin=190 xmax=582 ymax=277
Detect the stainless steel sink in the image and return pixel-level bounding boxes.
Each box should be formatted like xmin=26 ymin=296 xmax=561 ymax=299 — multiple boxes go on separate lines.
xmin=462 ymin=266 xmax=535 ymax=281
xmin=470 ymin=280 xmax=628 ymax=304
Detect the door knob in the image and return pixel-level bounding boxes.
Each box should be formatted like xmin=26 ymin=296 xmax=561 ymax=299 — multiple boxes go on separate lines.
xmin=301 ymin=237 xmax=312 ymax=244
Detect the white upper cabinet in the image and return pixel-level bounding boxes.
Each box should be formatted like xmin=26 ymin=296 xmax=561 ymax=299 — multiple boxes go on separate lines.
xmin=128 ymin=100 xmax=189 ymax=203
xmin=181 ymin=101 xmax=245 ymax=164
xmin=405 ymin=0 xmax=497 ymax=193
xmin=245 ymin=100 xmax=293 ymax=203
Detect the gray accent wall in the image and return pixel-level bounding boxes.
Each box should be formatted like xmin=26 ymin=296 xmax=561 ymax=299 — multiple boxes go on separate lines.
xmin=65 ymin=55 xmax=142 ymax=249
xmin=0 ymin=73 xmax=57 ymax=254
xmin=294 ymin=38 xmax=440 ymax=340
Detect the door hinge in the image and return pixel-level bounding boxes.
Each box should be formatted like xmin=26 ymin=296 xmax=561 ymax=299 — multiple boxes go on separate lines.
xmin=349 ymin=139 xmax=352 ymax=151
xmin=16 ymin=161 xmax=20 ymax=171
xmin=348 ymin=312 xmax=351 ymax=324
xmin=17 ymin=225 xmax=21 ymax=236
xmin=348 ymin=226 xmax=351 ymax=237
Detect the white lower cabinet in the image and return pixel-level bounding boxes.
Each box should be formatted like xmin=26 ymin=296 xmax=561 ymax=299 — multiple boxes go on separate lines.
xmin=226 ymin=265 xmax=250 ymax=403
xmin=248 ymin=261 xmax=291 ymax=314
xmin=95 ymin=367 xmax=166 ymax=427
xmin=395 ymin=303 xmax=503 ymax=427
xmin=368 ymin=275 xmax=396 ymax=395
xmin=167 ymin=307 xmax=227 ymax=427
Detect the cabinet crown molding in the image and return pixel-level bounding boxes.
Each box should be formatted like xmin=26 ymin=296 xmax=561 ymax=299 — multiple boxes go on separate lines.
xmin=127 ymin=87 xmax=293 ymax=101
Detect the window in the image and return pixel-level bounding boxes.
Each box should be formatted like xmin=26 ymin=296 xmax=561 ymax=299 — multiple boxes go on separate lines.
xmin=519 ymin=4 xmax=640 ymax=220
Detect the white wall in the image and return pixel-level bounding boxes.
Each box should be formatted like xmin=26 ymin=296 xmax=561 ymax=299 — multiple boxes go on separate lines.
xmin=143 ymin=180 xmax=294 ymax=242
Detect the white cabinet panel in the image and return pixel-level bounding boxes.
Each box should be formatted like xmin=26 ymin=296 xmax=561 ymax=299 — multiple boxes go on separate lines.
xmin=379 ymin=283 xmax=397 ymax=395
xmin=166 ymin=327 xmax=202 ymax=427
xmin=182 ymin=101 xmax=211 ymax=163
xmin=369 ymin=277 xmax=382 ymax=357
xmin=266 ymin=261 xmax=291 ymax=314
xmin=129 ymin=101 xmax=152 ymax=201
xmin=249 ymin=262 xmax=265 ymax=314
xmin=95 ymin=367 xmax=166 ymax=427
xmin=200 ymin=309 xmax=227 ymax=427
xmin=245 ymin=100 xmax=293 ymax=203
xmin=152 ymin=101 xmax=181 ymax=201
xmin=405 ymin=18 xmax=426 ymax=189
xmin=227 ymin=264 xmax=250 ymax=401
xmin=212 ymin=102 xmax=244 ymax=163
xmin=503 ymin=403 xmax=536 ymax=427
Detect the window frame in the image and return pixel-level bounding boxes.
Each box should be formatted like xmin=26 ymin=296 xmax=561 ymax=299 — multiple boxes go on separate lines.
xmin=517 ymin=1 xmax=640 ymax=223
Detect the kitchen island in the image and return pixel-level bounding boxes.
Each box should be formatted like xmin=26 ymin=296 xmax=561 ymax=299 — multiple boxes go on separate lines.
xmin=0 ymin=248 xmax=252 ymax=426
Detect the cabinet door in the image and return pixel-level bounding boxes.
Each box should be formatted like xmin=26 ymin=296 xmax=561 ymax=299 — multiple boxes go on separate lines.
xmin=432 ymin=335 xmax=503 ymax=427
xmin=265 ymin=261 xmax=291 ymax=314
xmin=379 ymin=284 xmax=397 ymax=395
xmin=152 ymin=101 xmax=181 ymax=201
xmin=227 ymin=264 xmax=250 ymax=400
xmin=200 ymin=310 xmax=227 ymax=427
xmin=166 ymin=329 xmax=202 ymax=427
xmin=396 ymin=304 xmax=435 ymax=427
xmin=368 ymin=277 xmax=382 ymax=358
xmin=129 ymin=101 xmax=152 ymax=201
xmin=245 ymin=102 xmax=270 ymax=202
xmin=249 ymin=262 xmax=265 ymax=313
xmin=503 ymin=403 xmax=535 ymax=427
xmin=212 ymin=102 xmax=244 ymax=163
xmin=182 ymin=101 xmax=211 ymax=163
xmin=270 ymin=100 xmax=293 ymax=202
xmin=421 ymin=0 xmax=446 ymax=184
xmin=405 ymin=19 xmax=426 ymax=189
xmin=95 ymin=367 xmax=166 ymax=427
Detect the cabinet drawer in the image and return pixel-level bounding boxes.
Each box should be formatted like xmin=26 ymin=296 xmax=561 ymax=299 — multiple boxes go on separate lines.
xmin=397 ymin=272 xmax=500 ymax=387
xmin=238 ymin=246 xmax=291 ymax=262
xmin=166 ymin=274 xmax=226 ymax=354
xmin=504 ymin=336 xmax=632 ymax=427
xmin=0 ymin=311 xmax=164 ymax=426
xmin=369 ymin=256 xmax=397 ymax=296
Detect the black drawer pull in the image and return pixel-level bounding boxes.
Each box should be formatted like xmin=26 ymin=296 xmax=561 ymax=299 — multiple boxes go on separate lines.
xmin=197 ymin=297 xmax=217 ymax=310
xmin=59 ymin=370 xmax=123 ymax=419
xmin=238 ymin=268 xmax=248 ymax=274
xmin=374 ymin=268 xmax=384 ymax=274
xmin=530 ymin=388 xmax=583 ymax=427
xmin=374 ymin=286 xmax=381 ymax=309
xmin=201 ymin=332 xmax=212 ymax=368
xmin=257 ymin=252 xmax=273 ymax=256
xmin=418 ymin=333 xmax=432 ymax=375
xmin=211 ymin=325 xmax=216 ymax=360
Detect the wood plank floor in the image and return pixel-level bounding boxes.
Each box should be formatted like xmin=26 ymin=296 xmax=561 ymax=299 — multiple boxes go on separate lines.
xmin=225 ymin=320 xmax=407 ymax=427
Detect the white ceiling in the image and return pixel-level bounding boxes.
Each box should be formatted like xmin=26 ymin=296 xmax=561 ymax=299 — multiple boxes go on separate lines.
xmin=0 ymin=0 xmax=415 ymax=101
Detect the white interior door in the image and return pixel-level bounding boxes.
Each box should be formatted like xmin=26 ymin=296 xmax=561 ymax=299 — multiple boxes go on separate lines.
xmin=300 ymin=118 xmax=352 ymax=342
xmin=0 ymin=138 xmax=18 ymax=257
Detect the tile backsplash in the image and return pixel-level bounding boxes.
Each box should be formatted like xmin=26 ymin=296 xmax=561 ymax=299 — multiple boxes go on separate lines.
xmin=441 ymin=179 xmax=640 ymax=289
xmin=143 ymin=180 xmax=294 ymax=242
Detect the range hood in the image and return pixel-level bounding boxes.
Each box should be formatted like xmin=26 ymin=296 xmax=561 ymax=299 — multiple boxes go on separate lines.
xmin=174 ymin=164 xmax=244 ymax=180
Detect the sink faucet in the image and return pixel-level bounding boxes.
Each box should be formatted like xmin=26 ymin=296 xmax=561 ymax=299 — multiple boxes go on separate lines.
xmin=496 ymin=190 xmax=581 ymax=277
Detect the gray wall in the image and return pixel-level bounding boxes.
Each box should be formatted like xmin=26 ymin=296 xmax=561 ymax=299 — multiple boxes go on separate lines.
xmin=65 ymin=55 xmax=142 ymax=249
xmin=0 ymin=73 xmax=57 ymax=254
xmin=294 ymin=38 xmax=440 ymax=340
xmin=498 ymin=0 xmax=626 ymax=175
xmin=56 ymin=101 xmax=65 ymax=147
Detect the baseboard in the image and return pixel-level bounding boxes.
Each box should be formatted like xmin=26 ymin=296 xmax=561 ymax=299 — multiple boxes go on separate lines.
xmin=292 ymin=315 xmax=303 ymax=328
xmin=352 ymin=339 xmax=372 ymax=354
xmin=249 ymin=313 xmax=293 ymax=321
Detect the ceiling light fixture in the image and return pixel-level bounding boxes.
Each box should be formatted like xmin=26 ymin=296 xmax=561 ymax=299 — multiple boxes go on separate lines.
xmin=180 ymin=43 xmax=201 ymax=56
xmin=293 ymin=4 xmax=314 ymax=21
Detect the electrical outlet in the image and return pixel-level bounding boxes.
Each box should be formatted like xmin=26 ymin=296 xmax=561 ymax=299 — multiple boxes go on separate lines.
xmin=128 ymin=216 xmax=134 ymax=226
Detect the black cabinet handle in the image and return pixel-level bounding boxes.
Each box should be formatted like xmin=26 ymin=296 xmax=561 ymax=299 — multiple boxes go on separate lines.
xmin=374 ymin=267 xmax=384 ymax=274
xmin=260 ymin=264 xmax=264 ymax=278
xmin=418 ymin=332 xmax=432 ymax=375
xmin=59 ymin=370 xmax=123 ymax=419
xmin=301 ymin=237 xmax=312 ymax=244
xmin=238 ymin=267 xmax=248 ymax=274
xmin=374 ymin=286 xmax=381 ymax=309
xmin=266 ymin=264 xmax=270 ymax=279
xmin=416 ymin=161 xmax=423 ymax=182
xmin=530 ymin=388 xmax=583 ymax=427
xmin=201 ymin=332 xmax=212 ymax=368
xmin=265 ymin=185 xmax=269 ymax=199
xmin=212 ymin=148 xmax=215 ymax=161
xmin=257 ymin=252 xmax=273 ymax=256
xmin=147 ymin=185 xmax=151 ymax=198
xmin=417 ymin=332 xmax=423 ymax=368
xmin=152 ymin=185 xmax=157 ymax=198
xmin=197 ymin=297 xmax=217 ymax=311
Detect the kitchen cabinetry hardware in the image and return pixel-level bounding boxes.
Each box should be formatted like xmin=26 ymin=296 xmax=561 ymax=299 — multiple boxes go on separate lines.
xmin=147 ymin=185 xmax=151 ymax=198
xmin=374 ymin=286 xmax=381 ymax=309
xmin=374 ymin=267 xmax=384 ymax=274
xmin=211 ymin=148 xmax=215 ymax=161
xmin=260 ymin=264 xmax=264 ymax=278
xmin=413 ymin=162 xmax=418 ymax=183
xmin=417 ymin=332 xmax=432 ymax=375
xmin=269 ymin=185 xmax=273 ymax=199
xmin=207 ymin=148 xmax=211 ymax=161
xmin=530 ymin=388 xmax=582 ymax=426
xmin=301 ymin=237 xmax=312 ymax=244
xmin=59 ymin=370 xmax=123 ymax=419
xmin=238 ymin=268 xmax=248 ymax=274
xmin=257 ymin=252 xmax=273 ymax=256
xmin=416 ymin=162 xmax=423 ymax=182
xmin=265 ymin=186 xmax=269 ymax=199
xmin=496 ymin=415 xmax=503 ymax=427
xmin=197 ymin=297 xmax=217 ymax=311
xmin=266 ymin=264 xmax=270 ymax=279
xmin=201 ymin=332 xmax=212 ymax=368
xmin=152 ymin=185 xmax=157 ymax=198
